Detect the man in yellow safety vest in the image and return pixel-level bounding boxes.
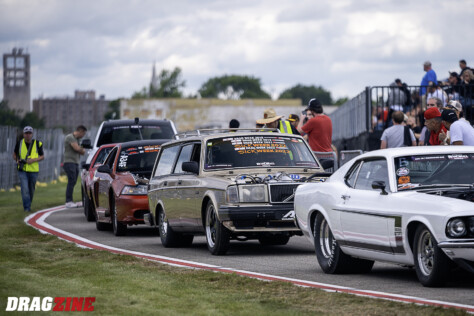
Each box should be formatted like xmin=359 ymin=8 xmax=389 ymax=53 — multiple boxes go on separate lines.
xmin=13 ymin=126 xmax=44 ymax=212
xmin=256 ymin=108 xmax=300 ymax=135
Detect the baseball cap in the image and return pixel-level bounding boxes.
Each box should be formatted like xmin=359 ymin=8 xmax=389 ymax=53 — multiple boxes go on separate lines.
xmin=441 ymin=109 xmax=458 ymax=123
xmin=305 ymin=98 xmax=322 ymax=112
xmin=449 ymin=71 xmax=459 ymax=78
xmin=23 ymin=126 xmax=33 ymax=133
xmin=288 ymin=114 xmax=299 ymax=122
xmin=447 ymin=100 xmax=462 ymax=112
xmin=424 ymin=107 xmax=441 ymax=120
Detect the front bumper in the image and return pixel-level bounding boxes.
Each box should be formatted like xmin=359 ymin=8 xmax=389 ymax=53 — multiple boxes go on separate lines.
xmin=117 ymin=194 xmax=150 ymax=224
xmin=438 ymin=240 xmax=474 ymax=271
xmin=219 ymin=204 xmax=300 ymax=232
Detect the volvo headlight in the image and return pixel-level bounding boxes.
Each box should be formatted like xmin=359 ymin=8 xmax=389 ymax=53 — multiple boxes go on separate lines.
xmin=121 ymin=185 xmax=147 ymax=195
xmin=240 ymin=185 xmax=268 ymax=203
xmin=446 ymin=218 xmax=467 ymax=238
xmin=226 ymin=186 xmax=239 ymax=204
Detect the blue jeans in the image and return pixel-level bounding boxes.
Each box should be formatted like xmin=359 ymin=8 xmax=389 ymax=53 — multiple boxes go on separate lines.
xmin=18 ymin=171 xmax=38 ymax=211
xmin=63 ymin=162 xmax=79 ymax=203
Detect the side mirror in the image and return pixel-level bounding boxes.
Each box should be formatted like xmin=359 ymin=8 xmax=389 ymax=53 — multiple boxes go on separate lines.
xmin=81 ymin=139 xmax=92 ymax=149
xmin=182 ymin=161 xmax=199 ymax=174
xmin=97 ymin=165 xmax=112 ymax=174
xmin=82 ymin=162 xmax=91 ymax=171
xmin=372 ymin=180 xmax=388 ymax=195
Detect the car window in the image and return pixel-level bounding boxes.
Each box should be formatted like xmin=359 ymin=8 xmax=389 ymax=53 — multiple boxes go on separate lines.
xmin=344 ymin=161 xmax=362 ymax=188
xmin=354 ymin=159 xmax=389 ymax=191
xmin=93 ymin=147 xmax=113 ymax=167
xmin=154 ymin=145 xmax=180 ymax=177
xmin=173 ymin=144 xmax=194 ymax=174
xmin=204 ymin=135 xmax=319 ymax=170
xmin=116 ymin=144 xmax=161 ymax=173
xmin=97 ymin=123 xmax=174 ymax=147
xmin=103 ymin=148 xmax=118 ymax=168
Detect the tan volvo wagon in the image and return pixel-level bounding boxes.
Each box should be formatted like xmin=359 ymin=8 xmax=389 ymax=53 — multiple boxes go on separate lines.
xmin=146 ymin=129 xmax=330 ymax=255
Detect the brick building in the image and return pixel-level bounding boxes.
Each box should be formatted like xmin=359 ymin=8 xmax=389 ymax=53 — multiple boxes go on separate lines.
xmin=33 ymin=90 xmax=110 ymax=132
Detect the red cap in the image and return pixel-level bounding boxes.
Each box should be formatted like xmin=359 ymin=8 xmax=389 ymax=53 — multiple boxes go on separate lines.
xmin=424 ymin=107 xmax=441 ymax=120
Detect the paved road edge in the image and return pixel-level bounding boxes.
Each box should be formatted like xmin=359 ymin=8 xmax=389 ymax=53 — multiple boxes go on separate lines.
xmin=25 ymin=206 xmax=474 ymax=313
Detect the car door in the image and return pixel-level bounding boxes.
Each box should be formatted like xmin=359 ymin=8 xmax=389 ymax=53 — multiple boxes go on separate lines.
xmin=149 ymin=145 xmax=180 ymax=226
xmin=95 ymin=147 xmax=118 ymax=216
xmin=172 ymin=143 xmax=202 ymax=230
xmin=338 ymin=158 xmax=402 ymax=254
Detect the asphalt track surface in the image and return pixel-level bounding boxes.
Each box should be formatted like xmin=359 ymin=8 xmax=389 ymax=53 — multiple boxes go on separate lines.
xmin=28 ymin=206 xmax=474 ymax=312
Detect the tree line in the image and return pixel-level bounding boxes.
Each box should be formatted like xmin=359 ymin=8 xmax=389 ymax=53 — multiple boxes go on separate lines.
xmin=132 ymin=67 xmax=348 ymax=106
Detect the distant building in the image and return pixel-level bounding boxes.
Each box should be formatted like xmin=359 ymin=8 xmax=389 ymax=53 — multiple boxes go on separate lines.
xmin=33 ymin=90 xmax=110 ymax=132
xmin=3 ymin=48 xmax=31 ymax=115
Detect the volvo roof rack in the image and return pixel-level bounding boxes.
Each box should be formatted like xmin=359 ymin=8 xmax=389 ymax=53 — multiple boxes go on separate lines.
xmin=174 ymin=128 xmax=280 ymax=139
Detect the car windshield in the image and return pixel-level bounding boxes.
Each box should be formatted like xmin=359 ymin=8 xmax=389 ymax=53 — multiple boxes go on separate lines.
xmin=97 ymin=124 xmax=174 ymax=147
xmin=117 ymin=144 xmax=161 ymax=173
xmin=204 ymin=135 xmax=319 ymax=170
xmin=394 ymin=153 xmax=474 ymax=190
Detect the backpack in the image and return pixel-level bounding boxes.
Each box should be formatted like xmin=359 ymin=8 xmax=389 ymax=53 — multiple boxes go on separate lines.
xmin=403 ymin=126 xmax=413 ymax=146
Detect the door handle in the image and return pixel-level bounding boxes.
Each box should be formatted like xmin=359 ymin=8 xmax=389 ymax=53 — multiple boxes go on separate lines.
xmin=163 ymin=181 xmax=168 ymax=186
xmin=178 ymin=180 xmax=182 ymax=185
xmin=341 ymin=195 xmax=350 ymax=200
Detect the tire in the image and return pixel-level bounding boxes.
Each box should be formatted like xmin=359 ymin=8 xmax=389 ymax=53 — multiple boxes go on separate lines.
xmin=83 ymin=191 xmax=95 ymax=222
xmin=95 ymin=215 xmax=111 ymax=231
xmin=258 ymin=234 xmax=290 ymax=246
xmin=205 ymin=201 xmax=230 ymax=255
xmin=111 ymin=198 xmax=127 ymax=236
xmin=158 ymin=209 xmax=180 ymax=247
xmin=413 ymin=225 xmax=450 ymax=287
xmin=314 ymin=213 xmax=356 ymax=274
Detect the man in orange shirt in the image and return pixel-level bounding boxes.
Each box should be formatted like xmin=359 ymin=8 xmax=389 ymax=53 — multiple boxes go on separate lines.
xmin=298 ymin=98 xmax=333 ymax=152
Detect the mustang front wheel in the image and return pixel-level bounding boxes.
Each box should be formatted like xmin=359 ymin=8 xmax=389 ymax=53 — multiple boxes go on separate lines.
xmin=111 ymin=199 xmax=127 ymax=236
xmin=205 ymin=201 xmax=230 ymax=255
xmin=413 ymin=225 xmax=450 ymax=287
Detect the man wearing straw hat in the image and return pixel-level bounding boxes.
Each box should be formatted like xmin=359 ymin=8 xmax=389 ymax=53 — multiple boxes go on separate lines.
xmin=256 ymin=108 xmax=299 ymax=135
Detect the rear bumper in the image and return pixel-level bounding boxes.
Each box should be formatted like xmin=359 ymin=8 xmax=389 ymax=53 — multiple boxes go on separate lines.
xmin=219 ymin=204 xmax=300 ymax=232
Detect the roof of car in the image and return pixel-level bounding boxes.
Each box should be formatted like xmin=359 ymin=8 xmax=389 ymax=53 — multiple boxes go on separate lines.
xmin=169 ymin=129 xmax=301 ymax=143
xmin=361 ymin=146 xmax=474 ymax=160
xmin=115 ymin=139 xmax=169 ymax=148
xmin=101 ymin=119 xmax=171 ymax=127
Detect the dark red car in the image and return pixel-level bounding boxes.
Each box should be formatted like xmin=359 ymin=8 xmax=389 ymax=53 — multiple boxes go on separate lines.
xmin=92 ymin=139 xmax=167 ymax=236
xmin=81 ymin=144 xmax=116 ymax=221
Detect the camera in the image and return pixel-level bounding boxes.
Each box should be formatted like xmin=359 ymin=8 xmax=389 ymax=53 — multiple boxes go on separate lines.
xmin=18 ymin=159 xmax=27 ymax=170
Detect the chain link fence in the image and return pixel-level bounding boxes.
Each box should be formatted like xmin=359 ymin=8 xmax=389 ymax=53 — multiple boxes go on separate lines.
xmin=0 ymin=125 xmax=65 ymax=190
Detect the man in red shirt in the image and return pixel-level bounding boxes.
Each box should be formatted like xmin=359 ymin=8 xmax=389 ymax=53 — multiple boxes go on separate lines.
xmin=298 ymin=98 xmax=333 ymax=152
xmin=424 ymin=107 xmax=448 ymax=145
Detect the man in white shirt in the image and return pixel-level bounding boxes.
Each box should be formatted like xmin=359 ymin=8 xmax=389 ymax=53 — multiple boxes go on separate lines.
xmin=441 ymin=109 xmax=474 ymax=145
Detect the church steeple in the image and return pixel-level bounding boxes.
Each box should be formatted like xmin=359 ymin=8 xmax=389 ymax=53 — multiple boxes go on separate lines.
xmin=150 ymin=61 xmax=159 ymax=92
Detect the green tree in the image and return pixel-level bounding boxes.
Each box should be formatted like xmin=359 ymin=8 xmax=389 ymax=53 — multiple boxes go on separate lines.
xmin=198 ymin=75 xmax=271 ymax=99
xmin=21 ymin=112 xmax=45 ymax=129
xmin=104 ymin=99 xmax=121 ymax=120
xmin=334 ymin=97 xmax=349 ymax=106
xmin=132 ymin=67 xmax=186 ymax=99
xmin=0 ymin=100 xmax=22 ymax=127
xmin=278 ymin=84 xmax=333 ymax=105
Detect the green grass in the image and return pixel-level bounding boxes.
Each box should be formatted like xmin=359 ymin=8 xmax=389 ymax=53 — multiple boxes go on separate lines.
xmin=0 ymin=181 xmax=468 ymax=315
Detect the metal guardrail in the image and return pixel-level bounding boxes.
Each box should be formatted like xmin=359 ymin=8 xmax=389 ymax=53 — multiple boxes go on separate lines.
xmin=0 ymin=125 xmax=64 ymax=190
xmin=313 ymin=151 xmax=338 ymax=173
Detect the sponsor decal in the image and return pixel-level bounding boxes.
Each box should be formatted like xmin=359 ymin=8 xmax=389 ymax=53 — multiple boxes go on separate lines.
xmin=398 ymin=176 xmax=410 ymax=184
xmin=396 ymin=167 xmax=409 ymax=177
xmin=5 ymin=297 xmax=95 ymax=312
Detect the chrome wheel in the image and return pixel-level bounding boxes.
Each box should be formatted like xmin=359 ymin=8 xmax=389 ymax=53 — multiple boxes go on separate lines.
xmin=159 ymin=211 xmax=168 ymax=238
xmin=416 ymin=229 xmax=435 ymax=276
xmin=205 ymin=203 xmax=217 ymax=249
xmin=319 ymin=217 xmax=335 ymax=260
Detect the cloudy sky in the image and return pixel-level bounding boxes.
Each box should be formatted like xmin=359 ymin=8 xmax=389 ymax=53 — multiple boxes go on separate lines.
xmin=1 ymin=0 xmax=473 ymax=102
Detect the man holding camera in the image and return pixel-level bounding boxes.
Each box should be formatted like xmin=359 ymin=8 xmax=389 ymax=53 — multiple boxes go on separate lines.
xmin=13 ymin=126 xmax=44 ymax=212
